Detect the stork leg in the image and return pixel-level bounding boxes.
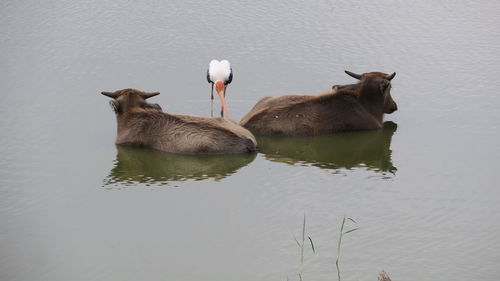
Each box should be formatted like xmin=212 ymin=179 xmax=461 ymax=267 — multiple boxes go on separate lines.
xmin=210 ymin=83 xmax=214 ymax=117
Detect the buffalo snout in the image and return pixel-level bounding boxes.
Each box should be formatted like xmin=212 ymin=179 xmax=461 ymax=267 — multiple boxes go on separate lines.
xmin=387 ymin=103 xmax=398 ymax=114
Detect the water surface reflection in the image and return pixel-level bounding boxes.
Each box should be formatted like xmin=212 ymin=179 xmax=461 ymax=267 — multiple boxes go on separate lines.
xmin=103 ymin=146 xmax=256 ymax=186
xmin=257 ymin=121 xmax=397 ymax=174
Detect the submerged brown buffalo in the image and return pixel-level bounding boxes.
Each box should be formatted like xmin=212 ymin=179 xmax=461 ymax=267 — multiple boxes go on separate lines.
xmin=101 ymin=88 xmax=256 ymax=154
xmin=240 ymin=71 xmax=397 ymax=136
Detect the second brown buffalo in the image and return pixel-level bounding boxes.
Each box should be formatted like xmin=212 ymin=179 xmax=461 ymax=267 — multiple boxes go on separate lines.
xmin=239 ymin=71 xmax=397 ymax=136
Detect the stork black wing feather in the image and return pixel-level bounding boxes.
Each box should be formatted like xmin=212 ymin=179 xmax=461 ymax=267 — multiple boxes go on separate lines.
xmin=226 ymin=68 xmax=233 ymax=85
xmin=206 ymin=69 xmax=211 ymax=83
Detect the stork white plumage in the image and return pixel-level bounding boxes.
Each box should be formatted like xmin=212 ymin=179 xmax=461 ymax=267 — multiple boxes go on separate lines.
xmin=207 ymin=59 xmax=233 ymax=117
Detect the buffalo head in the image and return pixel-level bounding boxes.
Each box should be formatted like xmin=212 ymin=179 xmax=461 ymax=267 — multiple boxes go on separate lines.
xmin=101 ymin=88 xmax=162 ymax=114
xmin=343 ymin=70 xmax=397 ymax=114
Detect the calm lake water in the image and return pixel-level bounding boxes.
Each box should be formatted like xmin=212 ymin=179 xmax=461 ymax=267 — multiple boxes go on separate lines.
xmin=1 ymin=1 xmax=499 ymax=280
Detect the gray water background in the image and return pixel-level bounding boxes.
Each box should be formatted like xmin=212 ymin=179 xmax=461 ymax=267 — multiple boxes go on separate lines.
xmin=1 ymin=1 xmax=500 ymax=280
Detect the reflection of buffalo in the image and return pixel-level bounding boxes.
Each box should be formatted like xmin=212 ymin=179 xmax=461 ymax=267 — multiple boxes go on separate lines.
xmin=257 ymin=121 xmax=397 ymax=174
xmin=103 ymin=146 xmax=256 ymax=186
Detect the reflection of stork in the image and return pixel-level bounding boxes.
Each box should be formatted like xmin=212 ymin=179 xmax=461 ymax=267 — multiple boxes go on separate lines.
xmin=207 ymin=59 xmax=232 ymax=117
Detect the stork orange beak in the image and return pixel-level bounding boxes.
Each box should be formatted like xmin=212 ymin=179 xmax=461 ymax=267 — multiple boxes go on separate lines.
xmin=215 ymin=80 xmax=228 ymax=117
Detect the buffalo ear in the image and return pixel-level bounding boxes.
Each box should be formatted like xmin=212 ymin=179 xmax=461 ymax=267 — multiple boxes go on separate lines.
xmin=143 ymin=103 xmax=162 ymax=111
xmin=345 ymin=70 xmax=363 ymax=80
xmin=386 ymin=72 xmax=396 ymax=81
xmin=101 ymin=91 xmax=119 ymax=99
xmin=109 ymin=100 xmax=120 ymax=113
xmin=380 ymin=79 xmax=391 ymax=92
xmin=140 ymin=92 xmax=160 ymax=99
xmin=151 ymin=103 xmax=162 ymax=111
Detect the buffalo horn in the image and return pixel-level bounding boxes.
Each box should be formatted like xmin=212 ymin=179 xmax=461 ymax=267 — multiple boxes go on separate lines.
xmin=387 ymin=72 xmax=396 ymax=81
xmin=101 ymin=91 xmax=119 ymax=99
xmin=141 ymin=92 xmax=160 ymax=99
xmin=344 ymin=70 xmax=363 ymax=80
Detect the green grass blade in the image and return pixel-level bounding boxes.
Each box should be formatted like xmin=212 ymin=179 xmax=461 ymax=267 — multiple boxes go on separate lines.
xmin=344 ymin=227 xmax=359 ymax=235
xmin=302 ymin=214 xmax=306 ymax=243
xmin=347 ymin=217 xmax=357 ymax=224
xmin=293 ymin=236 xmax=301 ymax=248
xmin=340 ymin=215 xmax=346 ymax=233
xmin=308 ymin=236 xmax=315 ymax=253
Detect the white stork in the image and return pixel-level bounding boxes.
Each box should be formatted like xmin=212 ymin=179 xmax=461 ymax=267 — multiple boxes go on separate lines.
xmin=207 ymin=59 xmax=232 ymax=117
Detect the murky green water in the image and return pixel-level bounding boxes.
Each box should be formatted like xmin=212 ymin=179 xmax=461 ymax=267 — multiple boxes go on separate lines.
xmin=1 ymin=1 xmax=499 ymax=281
